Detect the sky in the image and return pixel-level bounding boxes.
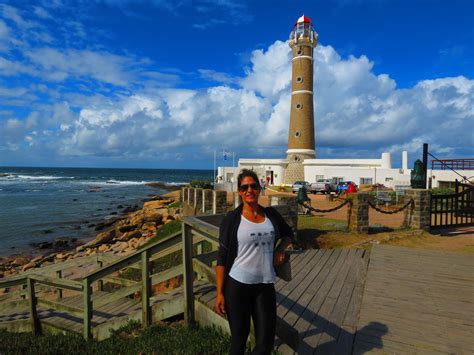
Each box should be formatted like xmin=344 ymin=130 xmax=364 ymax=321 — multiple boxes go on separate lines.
xmin=0 ymin=0 xmax=473 ymax=169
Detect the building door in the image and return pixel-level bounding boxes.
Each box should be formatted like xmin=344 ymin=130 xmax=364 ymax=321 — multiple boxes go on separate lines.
xmin=266 ymin=171 xmax=274 ymax=185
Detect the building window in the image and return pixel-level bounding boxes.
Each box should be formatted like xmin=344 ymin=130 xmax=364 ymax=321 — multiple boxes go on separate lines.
xmin=385 ymin=177 xmax=393 ymax=182
xmin=333 ymin=177 xmax=344 ymax=183
xmin=360 ymin=178 xmax=373 ymax=185
xmin=294 ymin=130 xmax=301 ymax=138
xmin=295 ymin=103 xmax=303 ymax=110
xmin=315 ymin=175 xmax=324 ymax=181
xmin=297 ymin=48 xmax=303 ymax=55
xmin=296 ymin=76 xmax=303 ymax=83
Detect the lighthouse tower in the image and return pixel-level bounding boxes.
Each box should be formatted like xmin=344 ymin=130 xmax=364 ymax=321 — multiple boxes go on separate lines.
xmin=284 ymin=15 xmax=318 ymax=184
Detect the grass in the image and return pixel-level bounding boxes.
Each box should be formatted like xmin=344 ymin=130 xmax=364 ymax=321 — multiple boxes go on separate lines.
xmin=0 ymin=320 xmax=231 ymax=355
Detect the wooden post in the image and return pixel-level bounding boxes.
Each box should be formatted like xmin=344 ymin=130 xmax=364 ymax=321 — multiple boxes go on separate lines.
xmin=83 ymin=278 xmax=92 ymax=340
xmin=182 ymin=222 xmax=195 ymax=325
xmin=423 ymin=143 xmax=428 ymax=188
xmin=141 ymin=250 xmax=151 ymax=327
xmin=27 ymin=278 xmax=39 ymax=335
xmin=56 ymin=270 xmax=63 ymax=299
xmin=97 ymin=260 xmax=104 ymax=292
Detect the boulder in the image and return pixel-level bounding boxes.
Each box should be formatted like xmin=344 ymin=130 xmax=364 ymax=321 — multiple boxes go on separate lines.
xmin=83 ymin=229 xmax=116 ymax=248
xmin=119 ymin=224 xmax=138 ymax=233
xmin=22 ymin=262 xmax=37 ymax=272
xmin=98 ymin=244 xmax=109 ymax=252
xmin=54 ymin=237 xmax=69 ymax=248
xmin=141 ymin=222 xmax=157 ymax=232
xmin=38 ymin=241 xmax=53 ymax=249
xmin=56 ymin=252 xmax=71 ymax=260
xmin=118 ymin=230 xmax=142 ymax=241
xmin=11 ymin=257 xmax=30 ymax=267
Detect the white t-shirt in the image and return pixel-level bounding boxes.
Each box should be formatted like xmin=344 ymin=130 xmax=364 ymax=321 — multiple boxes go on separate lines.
xmin=228 ymin=215 xmax=276 ymax=284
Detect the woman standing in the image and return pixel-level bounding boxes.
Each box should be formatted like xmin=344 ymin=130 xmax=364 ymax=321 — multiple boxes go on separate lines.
xmin=215 ymin=169 xmax=293 ymax=355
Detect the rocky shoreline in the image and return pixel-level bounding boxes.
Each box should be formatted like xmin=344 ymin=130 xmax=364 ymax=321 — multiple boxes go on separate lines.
xmin=0 ymin=190 xmax=181 ymax=279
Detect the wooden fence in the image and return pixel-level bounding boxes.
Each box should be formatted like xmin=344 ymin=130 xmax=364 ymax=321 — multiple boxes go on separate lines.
xmin=430 ymin=181 xmax=474 ymax=230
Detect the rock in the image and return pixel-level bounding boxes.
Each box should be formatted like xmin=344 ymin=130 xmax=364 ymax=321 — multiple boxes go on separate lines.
xmin=98 ymin=244 xmax=109 ymax=252
xmin=83 ymin=229 xmax=116 ymax=248
xmin=141 ymin=222 xmax=157 ymax=232
xmin=38 ymin=241 xmax=53 ymax=249
xmin=94 ymin=223 xmax=105 ymax=231
xmin=110 ymin=212 xmax=117 ymax=215
xmin=118 ymin=230 xmax=142 ymax=241
xmin=104 ymin=217 xmax=120 ymax=227
xmin=115 ymin=242 xmax=129 ymax=252
xmin=54 ymin=237 xmax=70 ymax=248
xmin=85 ymin=249 xmax=96 ymax=256
xmin=22 ymin=262 xmax=37 ymax=272
xmin=164 ymin=219 xmax=174 ymax=225
xmin=11 ymin=257 xmax=30 ymax=267
xmin=0 ymin=271 xmax=4 ymax=278
xmin=122 ymin=206 xmax=138 ymax=213
xmin=31 ymin=256 xmax=43 ymax=263
xmin=117 ymin=205 xmax=124 ymax=209
xmin=88 ymin=224 xmax=95 ymax=228
xmin=56 ymin=252 xmax=71 ymax=260
xmin=119 ymin=224 xmax=137 ymax=233
xmin=76 ymin=245 xmax=85 ymax=252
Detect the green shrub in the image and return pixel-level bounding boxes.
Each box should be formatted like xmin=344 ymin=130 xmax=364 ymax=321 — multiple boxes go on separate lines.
xmin=431 ymin=187 xmax=455 ymax=195
xmin=189 ymin=180 xmax=213 ymax=189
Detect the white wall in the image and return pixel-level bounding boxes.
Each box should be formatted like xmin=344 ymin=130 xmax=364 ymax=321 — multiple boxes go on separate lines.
xmin=303 ymin=165 xmax=411 ymax=188
xmin=238 ymin=159 xmax=287 ymax=185
xmin=429 ymin=169 xmax=474 ymax=188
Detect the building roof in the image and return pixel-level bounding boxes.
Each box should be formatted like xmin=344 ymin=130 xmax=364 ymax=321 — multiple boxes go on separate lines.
xmin=295 ymin=14 xmax=312 ymax=26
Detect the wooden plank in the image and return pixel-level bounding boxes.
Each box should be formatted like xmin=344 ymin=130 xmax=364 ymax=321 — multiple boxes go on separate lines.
xmin=300 ymin=249 xmax=359 ymax=350
xmin=141 ymin=249 xmax=151 ymax=327
xmin=182 ymin=223 xmax=194 ymax=324
xmin=183 ymin=216 xmax=219 ymax=239
xmin=275 ymin=249 xmax=319 ymax=290
xmin=318 ymin=251 xmax=366 ymax=353
xmin=26 ymin=278 xmax=39 ymax=335
xmin=86 ymin=232 xmax=181 ymax=283
xmin=37 ymin=299 xmax=83 ymax=318
xmin=29 ymin=274 xmax=83 ymax=292
xmin=276 ymin=249 xmax=328 ymax=315
xmin=82 ymin=278 xmax=92 ymax=339
xmin=282 ymin=249 xmax=343 ymax=327
xmin=288 ymin=249 xmax=350 ymax=352
xmin=193 ymin=258 xmax=216 ymax=284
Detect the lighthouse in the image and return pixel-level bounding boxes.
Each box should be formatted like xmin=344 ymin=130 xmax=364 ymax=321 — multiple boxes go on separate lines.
xmin=284 ymin=15 xmax=318 ymax=184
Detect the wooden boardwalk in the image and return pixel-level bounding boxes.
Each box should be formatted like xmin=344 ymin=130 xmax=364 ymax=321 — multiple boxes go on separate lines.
xmin=195 ymin=248 xmax=370 ymax=354
xmin=354 ymin=245 xmax=474 ymax=354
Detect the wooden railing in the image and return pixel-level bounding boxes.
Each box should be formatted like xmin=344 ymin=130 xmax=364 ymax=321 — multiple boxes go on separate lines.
xmin=0 ymin=231 xmax=188 ymax=339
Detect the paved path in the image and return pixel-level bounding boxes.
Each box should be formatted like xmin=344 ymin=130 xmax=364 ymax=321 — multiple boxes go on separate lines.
xmin=354 ymin=245 xmax=474 ymax=354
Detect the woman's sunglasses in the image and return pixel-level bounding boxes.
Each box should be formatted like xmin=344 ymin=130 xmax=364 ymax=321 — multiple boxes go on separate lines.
xmin=238 ymin=183 xmax=261 ymax=192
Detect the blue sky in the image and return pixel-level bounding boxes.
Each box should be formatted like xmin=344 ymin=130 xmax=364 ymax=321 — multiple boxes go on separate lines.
xmin=0 ymin=0 xmax=473 ymax=169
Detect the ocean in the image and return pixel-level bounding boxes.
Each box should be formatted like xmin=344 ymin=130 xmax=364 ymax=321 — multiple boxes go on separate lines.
xmin=0 ymin=167 xmax=213 ymax=256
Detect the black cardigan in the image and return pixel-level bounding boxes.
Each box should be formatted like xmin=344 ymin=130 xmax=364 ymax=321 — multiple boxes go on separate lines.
xmin=217 ymin=204 xmax=293 ymax=282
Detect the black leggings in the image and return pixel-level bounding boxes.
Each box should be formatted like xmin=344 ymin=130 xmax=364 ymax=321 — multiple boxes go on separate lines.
xmin=224 ymin=276 xmax=276 ymax=355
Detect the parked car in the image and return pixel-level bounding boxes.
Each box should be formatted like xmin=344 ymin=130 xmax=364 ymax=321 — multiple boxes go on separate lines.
xmin=292 ymin=181 xmax=310 ymax=193
xmin=336 ymin=181 xmax=357 ymax=193
xmin=309 ymin=179 xmax=336 ymax=194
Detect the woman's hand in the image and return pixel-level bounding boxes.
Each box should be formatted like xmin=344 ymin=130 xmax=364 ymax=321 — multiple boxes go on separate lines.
xmin=215 ymin=293 xmax=226 ymax=316
xmin=274 ymin=251 xmax=286 ymax=265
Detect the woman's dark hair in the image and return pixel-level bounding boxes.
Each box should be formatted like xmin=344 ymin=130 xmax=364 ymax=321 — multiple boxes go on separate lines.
xmin=237 ymin=169 xmax=259 ymax=188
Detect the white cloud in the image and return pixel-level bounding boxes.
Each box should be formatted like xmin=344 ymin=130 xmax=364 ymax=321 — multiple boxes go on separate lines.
xmin=24 ymin=48 xmax=136 ymax=86
xmin=1 ymin=38 xmax=472 ymax=166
